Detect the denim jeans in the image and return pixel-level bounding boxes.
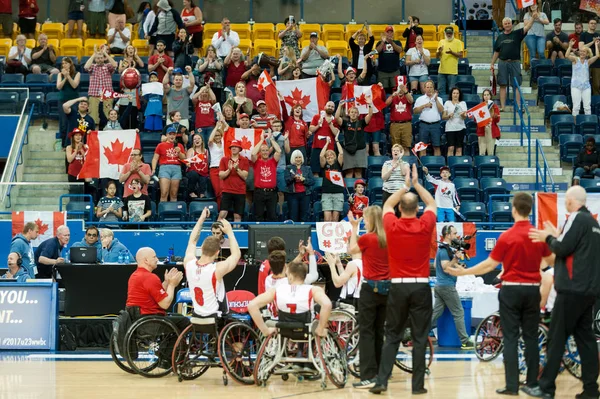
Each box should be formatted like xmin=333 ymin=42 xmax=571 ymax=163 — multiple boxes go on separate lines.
xmin=286 ymin=192 xmax=310 ymax=222
xmin=573 ymin=167 xmax=600 ymax=180
xmin=525 ymin=35 xmax=546 ymax=63
xmin=437 ymin=74 xmax=457 ymax=95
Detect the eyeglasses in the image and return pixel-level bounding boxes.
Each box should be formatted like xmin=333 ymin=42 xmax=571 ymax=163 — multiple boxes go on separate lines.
xmin=131 ymin=153 xmax=141 ymax=156
xmin=86 ymin=233 xmax=98 ymax=237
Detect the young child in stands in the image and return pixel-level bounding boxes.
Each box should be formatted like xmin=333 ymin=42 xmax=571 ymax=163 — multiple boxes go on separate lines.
xmin=143 ymin=71 xmax=163 ymax=131
xmin=423 ymin=165 xmax=460 ymax=222
xmin=348 ymin=179 xmax=369 ymax=218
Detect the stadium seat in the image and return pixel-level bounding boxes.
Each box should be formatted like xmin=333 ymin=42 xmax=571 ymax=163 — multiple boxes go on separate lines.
xmin=84 ymin=39 xmax=107 ymax=56
xmin=253 ymin=39 xmax=277 ymax=57
xmin=132 ymin=39 xmax=149 ymax=56
xmin=1 ymin=74 xmax=24 ymax=84
xmin=543 ymin=94 xmax=569 ymax=120
xmin=41 ymin=22 xmax=64 ymax=40
xmin=490 ymin=201 xmax=513 ymax=224
xmin=252 ymin=23 xmax=275 ymax=40
xmin=367 ymin=177 xmax=383 ymax=204
xmin=428 ymin=58 xmax=440 ymax=75
xmin=421 ymin=156 xmax=446 ymax=177
xmin=454 ymin=177 xmax=480 ymax=202
xmin=367 ymin=156 xmax=388 ymax=178
xmin=344 ymin=178 xmax=359 ymax=195
xmin=560 ymin=77 xmax=571 ymax=95
xmin=559 ymin=134 xmax=583 ymax=163
xmin=480 ymin=177 xmax=508 ymax=203
xmin=530 ymin=59 xmax=553 ymax=84
xmin=437 ymin=24 xmax=461 ymax=40
xmin=157 ymin=201 xmax=188 ymax=224
xmin=45 ymin=92 xmax=61 ymax=118
xmin=230 ymin=24 xmax=251 ymax=40
xmin=463 ymin=93 xmax=480 ymax=109
xmin=299 ymin=23 xmax=322 ymax=39
xmin=580 ymin=179 xmax=600 ymax=193
xmin=0 ymin=38 xmax=11 ymax=57
xmin=60 ymin=38 xmax=83 ymax=58
xmin=322 ymin=24 xmax=344 ymax=42
xmin=55 ymin=55 xmax=78 ymax=70
xmin=66 ymin=201 xmax=93 ymax=221
xmin=550 ymin=114 xmax=575 ymax=141
xmin=576 ymin=114 xmax=598 ymax=136
xmin=312 ymin=177 xmax=323 ymax=203
xmin=203 ymin=23 xmax=221 ymax=42
xmin=312 ymin=200 xmax=323 ymax=222
xmin=474 ymin=155 xmax=502 ymax=178
xmin=26 ymin=92 xmax=45 ymax=117
xmin=326 ymin=40 xmax=348 ymax=57
xmin=78 ymin=73 xmax=90 ymax=91
xmin=423 ymin=41 xmax=438 ymax=54
xmin=460 ymin=202 xmax=486 ymax=222
xmin=583 ymin=134 xmax=600 ymax=145
xmin=455 ymin=75 xmax=476 ymax=94
xmin=301 ymin=39 xmax=325 ymax=49
xmin=465 ymin=133 xmax=479 ymax=157
xmin=238 ymin=39 xmax=252 ymax=56
xmin=448 ymin=156 xmax=473 ymax=178
xmin=554 ymin=58 xmax=572 ymax=79
xmin=368 ymin=25 xmax=388 ymax=40
xmin=189 ymin=201 xmax=218 ymax=221
xmin=140 ymin=132 xmax=162 ymax=148
xmin=420 ymin=25 xmax=437 ymax=41
xmin=537 ymin=76 xmax=561 ymax=101
xmin=417 ymin=202 xmax=426 ymax=217
xmin=25 ymin=74 xmax=49 ymax=93
xmin=457 ymin=58 xmax=470 ymax=75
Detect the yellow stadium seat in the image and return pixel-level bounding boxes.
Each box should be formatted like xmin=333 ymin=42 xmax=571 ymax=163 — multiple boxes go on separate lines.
xmin=300 ymin=39 xmax=325 ymax=49
xmin=369 ymin=24 xmax=389 ymax=40
xmin=63 ymin=22 xmax=87 ymax=39
xmin=132 ymin=23 xmax=139 ymax=40
xmin=326 ymin=40 xmax=348 ymax=57
xmin=252 ymin=23 xmax=275 ymax=41
xmin=47 ymin=38 xmax=60 ymax=50
xmin=60 ymin=38 xmax=83 ymax=58
xmin=230 ymin=23 xmax=251 ymax=40
xmin=84 ymin=39 xmax=107 ymax=55
xmin=132 ymin=39 xmax=149 ymax=56
xmin=299 ymin=23 xmax=321 ymax=39
xmin=15 ymin=39 xmax=36 ymax=48
xmin=253 ymin=39 xmax=277 ymax=57
xmin=322 ymin=24 xmax=345 ymax=42
xmin=421 ymin=25 xmax=437 ymax=41
xmin=275 ymin=23 xmax=286 ymax=34
xmin=203 ymin=23 xmax=221 ymax=42
xmin=0 ymin=38 xmax=11 ymax=57
xmin=202 ymin=38 xmax=212 ymax=51
xmin=393 ymin=25 xmax=408 ymax=41
xmin=423 ymin=41 xmax=438 ymax=54
xmin=41 ymin=22 xmax=64 ymax=40
xmin=10 ymin=23 xmax=19 ymax=40
xmin=237 ymin=39 xmax=252 ymax=56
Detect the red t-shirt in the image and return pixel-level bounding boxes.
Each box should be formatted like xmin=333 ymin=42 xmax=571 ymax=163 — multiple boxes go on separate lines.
xmin=121 ymin=162 xmax=151 ymax=197
xmin=253 ymin=157 xmax=278 ymax=189
xmin=257 ymin=259 xmax=271 ymax=295
xmin=285 ymin=117 xmax=309 ymax=148
xmin=384 ymin=211 xmax=436 ymax=278
xmin=490 ymin=220 xmax=551 ymax=284
xmin=364 ymin=111 xmax=385 ymax=133
xmin=126 ymin=267 xmax=168 ymax=315
xmin=226 ymin=61 xmax=247 ymax=87
xmin=390 ymin=95 xmax=412 ymax=122
xmin=293 ymin=167 xmax=306 ymax=193
xmin=357 ymin=233 xmax=390 ymax=281
xmin=155 ymin=142 xmax=185 ymax=165
xmin=309 ymin=114 xmax=337 ymax=150
xmin=245 ymin=75 xmax=264 ymax=108
xmin=148 ymin=54 xmax=174 ymax=82
xmin=350 ymin=194 xmax=369 ymax=217
xmin=194 ymin=101 xmax=215 ymax=128
xmin=219 ymin=156 xmax=249 ymax=195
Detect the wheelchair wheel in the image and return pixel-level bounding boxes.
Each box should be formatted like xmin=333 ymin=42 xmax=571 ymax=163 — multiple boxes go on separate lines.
xmin=594 ymin=308 xmax=600 ymax=339
xmin=327 ymin=309 xmax=357 ymax=348
xmin=254 ymin=333 xmax=280 ymax=386
xmin=124 ymin=317 xmax=180 ymax=378
xmin=218 ymin=321 xmax=261 ymax=385
xmin=518 ymin=324 xmax=548 ymax=378
xmin=474 ymin=313 xmax=504 ymax=361
xmin=395 ymin=337 xmax=434 ymax=374
xmin=172 ymin=324 xmax=217 ymax=381
xmin=345 ymin=326 xmax=361 ymax=379
xmin=316 ymin=331 xmax=348 ymax=388
xmin=109 ymin=331 xmax=136 ymax=374
xmin=562 ymin=335 xmax=582 ymax=379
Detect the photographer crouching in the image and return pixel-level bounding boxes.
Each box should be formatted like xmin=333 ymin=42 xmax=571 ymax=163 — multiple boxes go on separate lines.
xmin=430 ymin=225 xmax=474 ymax=349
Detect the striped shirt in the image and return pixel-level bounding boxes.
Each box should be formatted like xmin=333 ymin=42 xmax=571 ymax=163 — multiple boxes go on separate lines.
xmin=382 ymin=160 xmax=408 ymax=194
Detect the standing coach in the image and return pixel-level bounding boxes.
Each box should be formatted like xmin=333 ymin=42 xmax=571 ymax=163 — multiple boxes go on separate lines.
xmin=525 ymin=186 xmax=600 ymax=399
xmin=370 ymin=164 xmax=436 ymax=395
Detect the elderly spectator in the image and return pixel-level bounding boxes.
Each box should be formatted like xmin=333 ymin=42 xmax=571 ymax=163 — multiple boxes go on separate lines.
xmin=436 ymin=27 xmax=464 ymax=95
xmin=278 ymin=46 xmax=297 ymax=81
xmin=148 ymin=40 xmax=174 ymax=82
xmin=579 ymin=18 xmax=600 ymax=95
xmin=67 ymin=0 xmax=85 ymax=38
xmin=152 ymin=126 xmax=186 ymax=202
xmin=123 ymin=178 xmax=152 ymax=228
xmin=567 ymin=40 xmax=600 ymax=117
xmin=0 ymin=0 xmax=12 ymax=37
xmin=2 ymin=253 xmax=29 ymax=282
xmin=10 ymin=222 xmax=39 ymax=279
xmin=546 ymin=18 xmax=569 ymax=64
xmin=224 ymin=47 xmax=248 ymax=88
xmin=7 ymin=34 xmax=32 ymax=74
xmin=300 ymin=32 xmax=329 ymax=78
xmin=196 ymin=45 xmax=224 ymax=87
xmin=413 ymin=80 xmax=444 ymax=156
xmin=57 ymin=58 xmax=81 ymax=139
xmin=66 ymin=128 xmax=86 ymax=184
xmin=335 ymin=99 xmax=372 ymax=178
xmin=251 ymin=132 xmax=282 ymax=222
xmin=218 ymin=138 xmax=249 ymax=222
xmin=285 ymin=150 xmax=314 ymax=222
xmin=208 ymin=122 xmax=226 ymax=208
xmin=173 ymin=28 xmax=195 ymax=69
xmin=71 ymin=226 xmax=103 ymax=261
xmin=163 ymin=66 xmax=195 ymax=129
xmin=84 ymin=46 xmax=117 ymax=125
xmin=30 ymin=34 xmax=59 ymax=75
xmin=149 ymin=0 xmax=184 ymax=56
xmin=572 ymin=137 xmax=600 ymax=185
xmin=34 ymin=225 xmax=70 ymax=278
xmin=212 ymin=17 xmax=240 ymax=59
xmin=278 ymin=16 xmax=301 ymax=58
xmin=523 ymin=0 xmax=549 ymax=65
xmin=224 ymin=81 xmax=253 ymax=115
xmin=62 ymin=97 xmax=95 ymax=147
xmin=100 ymin=229 xmax=134 ymax=262
xmin=443 ymin=87 xmax=468 ymax=157
xmin=569 ymin=21 xmax=583 ymax=45
xmin=320 ymin=135 xmax=345 ymax=222
xmin=96 ymin=180 xmax=124 ymax=224
xmin=477 ymin=89 xmax=500 ymax=156
xmin=349 ymin=24 xmax=374 ymax=82
xmin=88 ymin=0 xmax=108 ymax=38
xmin=386 ymin=78 xmax=414 ymax=149
xmin=406 ymin=35 xmax=430 ymax=94
xmin=108 ymin=19 xmax=131 ymax=55
xmin=18 ymin=0 xmax=38 ymax=39
xmin=119 ymin=148 xmax=152 ymax=197
xmin=181 ymin=0 xmax=204 ymax=53
xmin=186 ymin=134 xmax=209 ymax=199
xmin=375 ymin=26 xmax=403 ymax=91
xmin=107 ymin=0 xmax=126 ymax=29
xmin=381 ymin=144 xmax=410 ymax=207
xmin=403 ymin=16 xmax=423 ymax=50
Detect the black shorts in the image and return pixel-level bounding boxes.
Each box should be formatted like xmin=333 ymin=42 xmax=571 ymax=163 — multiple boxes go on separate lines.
xmin=18 ymin=17 xmax=36 ymax=34
xmin=221 ymin=192 xmax=245 ymax=216
xmin=156 ymin=34 xmax=175 ymax=52
xmin=189 ymin=31 xmax=203 ymax=48
xmin=149 ymin=35 xmax=157 ymax=46
xmin=446 ymin=129 xmax=466 ymax=147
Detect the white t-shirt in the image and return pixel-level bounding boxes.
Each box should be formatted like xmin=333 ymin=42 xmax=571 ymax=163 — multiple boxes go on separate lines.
xmin=406 ymin=47 xmax=430 ymax=77
xmin=414 ymin=95 xmax=443 ymax=123
xmin=108 ymin=27 xmax=131 ymax=50
xmin=443 ymin=100 xmax=467 ymax=132
xmin=208 ymin=141 xmax=224 ymax=168
xmin=8 ymin=46 xmax=32 ymax=68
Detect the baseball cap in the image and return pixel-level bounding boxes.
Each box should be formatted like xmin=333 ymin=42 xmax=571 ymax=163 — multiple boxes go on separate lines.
xmin=440 ymin=166 xmax=450 ymax=173
xmin=238 ymin=113 xmax=250 ymax=119
xmin=345 ymin=67 xmax=357 ymax=76
xmin=256 ymin=100 xmax=266 ymax=106
xmin=385 ymin=25 xmax=394 ymax=32
xmin=172 ymin=67 xmax=183 ymax=74
xmin=445 ymin=27 xmax=455 ymax=34
xmin=310 ymin=32 xmax=318 ymax=37
xmin=354 ymin=179 xmax=366 ymax=188
xmin=229 ymin=139 xmax=242 ymax=149
xmin=166 ymin=125 xmax=177 ymax=134
xmin=149 ymin=71 xmax=158 ymax=77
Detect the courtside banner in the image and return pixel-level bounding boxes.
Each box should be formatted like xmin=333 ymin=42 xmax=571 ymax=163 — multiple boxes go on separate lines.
xmin=536 ymin=192 xmax=600 ymax=229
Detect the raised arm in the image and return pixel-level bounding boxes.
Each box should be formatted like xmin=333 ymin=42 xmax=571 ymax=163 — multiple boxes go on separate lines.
xmin=184 ymin=207 xmax=210 ymax=264
xmin=215 ymin=219 xmax=241 ymax=279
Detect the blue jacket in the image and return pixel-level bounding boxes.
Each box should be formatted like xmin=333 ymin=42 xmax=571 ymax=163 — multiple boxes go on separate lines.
xmin=10 ymin=234 xmax=35 ymax=278
xmin=284 ymin=165 xmax=314 ymax=195
xmin=1 ymin=267 xmax=29 ymax=282
xmin=102 ymin=239 xmax=134 ymax=263
xmin=71 ymin=238 xmax=103 ymax=262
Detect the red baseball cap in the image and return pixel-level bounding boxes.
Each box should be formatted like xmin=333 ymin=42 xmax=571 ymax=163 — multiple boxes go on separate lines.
xmin=440 ymin=166 xmax=450 ymax=173
xmin=256 ymin=100 xmax=266 ymax=106
xmin=345 ymin=67 xmax=357 ymax=76
xmin=229 ymin=140 xmax=242 ymax=149
xmin=238 ymin=113 xmax=250 ymax=119
xmin=385 ymin=25 xmax=394 ymax=32
xmin=354 ymin=179 xmax=366 ymax=188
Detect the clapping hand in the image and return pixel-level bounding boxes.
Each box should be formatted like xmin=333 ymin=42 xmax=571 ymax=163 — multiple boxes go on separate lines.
xmin=410 ymin=163 xmax=418 ymax=187
xmin=164 ymin=268 xmax=184 ymax=287
xmin=324 ymin=251 xmax=336 ymax=267
xmin=347 ymin=211 xmax=362 ymax=228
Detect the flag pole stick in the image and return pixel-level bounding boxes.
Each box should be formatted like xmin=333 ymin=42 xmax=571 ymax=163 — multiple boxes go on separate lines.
xmin=411 ymin=149 xmax=424 ymax=166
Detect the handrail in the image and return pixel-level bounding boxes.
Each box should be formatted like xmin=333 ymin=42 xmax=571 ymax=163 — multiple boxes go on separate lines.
xmin=59 ymin=194 xmax=95 ymax=221
xmin=535 ymin=139 xmax=556 ymax=192
xmin=491 ymin=20 xmax=499 ymax=54
xmin=6 ymin=105 xmax=35 ymax=204
xmin=512 ymin=76 xmax=532 ymax=167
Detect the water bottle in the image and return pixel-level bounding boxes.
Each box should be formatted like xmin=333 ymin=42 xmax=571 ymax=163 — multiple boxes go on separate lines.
xmin=124 ymin=251 xmax=130 ymax=264
xmin=65 ymin=250 xmax=70 ymax=263
xmin=118 ymin=251 xmax=124 ymax=264
xmin=167 ymin=247 xmax=175 ymax=263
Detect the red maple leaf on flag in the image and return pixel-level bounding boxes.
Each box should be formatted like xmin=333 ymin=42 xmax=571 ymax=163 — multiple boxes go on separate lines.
xmin=331 ymin=174 xmax=341 ymax=182
xmin=240 ymin=136 xmax=253 ymax=151
xmin=356 ymin=93 xmax=369 ymax=106
xmin=103 ymin=139 xmax=133 ymax=166
xmin=284 ymin=88 xmax=311 ymax=109
xmin=323 ymin=240 xmax=331 ymax=248
xmin=34 ymin=218 xmax=49 ymax=235
xmin=478 ymin=109 xmax=487 ymax=118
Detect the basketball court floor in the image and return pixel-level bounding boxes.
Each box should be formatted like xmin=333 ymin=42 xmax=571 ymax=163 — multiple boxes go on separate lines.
xmin=0 ymin=350 xmax=587 ymax=398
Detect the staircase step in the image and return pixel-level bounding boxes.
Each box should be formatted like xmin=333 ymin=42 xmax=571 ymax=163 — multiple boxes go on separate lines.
xmin=15 ymin=197 xmax=60 ymax=206
xmin=505 ymin=176 xmax=571 ymax=185
xmin=28 ymin=151 xmax=66 ymax=160
xmin=12 ymin=204 xmax=61 ymax=212
xmin=22 ymin=173 xmax=68 ymax=182
xmin=499 ymin=119 xmax=545 ymax=126
xmin=497 ymin=132 xmax=550 ymax=140
xmin=29 ymin=159 xmax=68 ymax=167
xmin=502 ymin=159 xmax=561 ymax=168
xmin=26 ymin=166 xmax=68 ymax=174
xmin=17 ymin=188 xmax=70 ymax=197
xmin=496 ymin=145 xmax=558 ymax=153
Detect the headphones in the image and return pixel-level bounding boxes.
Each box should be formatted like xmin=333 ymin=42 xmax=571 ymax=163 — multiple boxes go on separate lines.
xmin=441 ymin=225 xmax=454 ymax=238
xmin=10 ymin=252 xmax=22 ymax=267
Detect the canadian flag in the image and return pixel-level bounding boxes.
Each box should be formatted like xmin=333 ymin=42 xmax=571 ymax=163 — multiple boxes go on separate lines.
xmin=413 ymin=141 xmax=429 ymax=153
xmin=516 ymin=0 xmax=535 ymax=8
xmin=467 ymin=102 xmax=492 ymax=128
xmin=325 ymin=170 xmax=345 ymax=187
xmin=276 ymin=77 xmax=330 ymax=123
xmin=430 ymin=222 xmax=477 ymax=259
xmin=343 ymin=84 xmax=386 ymax=114
xmin=257 ymin=70 xmax=281 ymax=119
xmin=536 ymin=192 xmax=600 ymax=229
xmin=12 ymin=211 xmax=66 ymax=247
xmin=78 ymin=129 xmax=141 ymax=180
xmin=181 ymin=154 xmax=203 ymax=167
xmin=223 ymin=127 xmax=264 ymax=160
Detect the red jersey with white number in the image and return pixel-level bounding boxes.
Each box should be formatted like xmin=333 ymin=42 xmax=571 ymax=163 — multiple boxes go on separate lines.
xmin=340 ymin=259 xmax=363 ymax=300
xmin=185 ymin=260 xmax=227 ymax=317
xmin=274 ymin=283 xmax=313 ymax=315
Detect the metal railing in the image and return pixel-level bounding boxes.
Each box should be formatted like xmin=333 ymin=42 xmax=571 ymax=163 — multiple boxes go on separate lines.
xmin=512 ymin=76 xmax=532 ymax=167
xmin=492 ymin=20 xmax=499 ymax=54
xmin=535 ymin=139 xmax=556 ymax=192
xmin=455 ymin=0 xmax=469 ymax=49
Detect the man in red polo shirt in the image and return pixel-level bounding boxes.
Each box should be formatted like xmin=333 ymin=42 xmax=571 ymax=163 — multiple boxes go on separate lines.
xmin=370 ymin=163 xmax=436 ymax=396
xmin=385 ymin=78 xmax=414 ymax=150
xmin=309 ymin=101 xmax=338 ymax=176
xmin=251 ymin=130 xmax=282 ymax=222
xmin=447 ymin=192 xmax=555 ymax=396
xmin=218 ymin=139 xmax=249 ymax=222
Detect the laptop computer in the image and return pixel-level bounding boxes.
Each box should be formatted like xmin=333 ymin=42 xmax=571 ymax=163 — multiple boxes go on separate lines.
xmin=70 ymin=247 xmax=98 ymax=264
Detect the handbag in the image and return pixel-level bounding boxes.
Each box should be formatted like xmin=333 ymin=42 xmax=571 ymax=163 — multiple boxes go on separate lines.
xmin=7 ymin=60 xmax=22 ymax=68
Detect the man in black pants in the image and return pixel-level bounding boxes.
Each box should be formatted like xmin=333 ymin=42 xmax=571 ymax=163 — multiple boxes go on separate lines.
xmin=525 ymin=186 xmax=600 ymax=399
xmin=448 ymin=192 xmax=554 ymax=396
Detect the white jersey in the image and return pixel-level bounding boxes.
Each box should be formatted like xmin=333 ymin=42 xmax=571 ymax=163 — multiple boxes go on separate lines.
xmin=274 ymin=282 xmax=314 ymax=315
xmin=425 ymin=174 xmax=460 ymax=209
xmin=185 ymin=260 xmax=227 ymax=317
xmin=545 ymin=268 xmax=557 ymax=312
xmin=265 ymin=275 xmax=288 ymax=317
xmin=340 ymin=259 xmax=363 ymax=300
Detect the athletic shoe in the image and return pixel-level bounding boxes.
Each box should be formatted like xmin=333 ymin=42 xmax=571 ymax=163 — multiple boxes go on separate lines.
xmin=369 ymin=384 xmax=387 ymax=394
xmin=353 ymin=379 xmax=376 ymax=389
xmin=461 ymin=339 xmax=475 ymax=350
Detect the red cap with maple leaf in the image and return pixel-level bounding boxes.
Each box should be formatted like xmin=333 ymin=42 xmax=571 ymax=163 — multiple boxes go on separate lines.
xmin=68 ymin=128 xmax=84 ymax=139
xmin=229 ymin=139 xmax=243 ymax=149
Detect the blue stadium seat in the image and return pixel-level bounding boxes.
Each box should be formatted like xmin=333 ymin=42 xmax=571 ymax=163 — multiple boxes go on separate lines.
xmin=454 ymin=177 xmax=480 ymax=202
xmin=66 ymin=201 xmax=93 ymax=221
xmin=189 ymin=201 xmax=218 ymax=221
xmin=550 ymin=114 xmax=575 ymax=141
xmin=0 ymin=92 xmax=19 ymax=113
xmin=367 ymin=177 xmax=383 ymax=204
xmin=27 ymin=92 xmax=45 ymax=117
xmin=429 ymin=75 xmax=438 ymax=89
xmin=544 ymin=94 xmax=569 ymax=120
xmin=140 ymin=132 xmax=162 ymax=148
xmin=55 ymin=56 xmax=78 ymax=70
xmin=312 ymin=200 xmax=323 ymax=222
xmin=580 ymin=179 xmax=600 ymax=193
xmin=465 ymin=133 xmax=479 ymax=157
xmin=460 ymin=202 xmax=486 ymax=222
xmin=475 ymin=155 xmax=502 ymax=178
xmin=463 ymin=93 xmax=480 ymax=109
xmin=559 ymin=134 xmax=583 ymax=163
xmin=139 ymin=56 xmax=149 ymax=73
xmin=576 ymin=115 xmax=598 ymax=136
xmin=417 ymin=202 xmax=426 ymax=217
xmin=530 ymin=59 xmax=553 ymax=84
xmin=538 ymin=76 xmax=561 ymax=101
xmin=344 ymin=178 xmax=359 ymax=195
xmin=458 ymin=58 xmax=470 ymax=76
xmin=480 ymin=177 xmax=508 ymax=203
xmin=312 ymin=177 xmax=323 ymax=203
xmin=490 ymin=201 xmax=513 ymax=224
xmin=157 ymin=201 xmax=187 ymax=224
xmin=45 ymin=92 xmax=61 ymax=119
xmin=79 ymin=74 xmax=90 ymax=91
xmin=554 ymin=58 xmax=572 ymax=79
xmin=592 ymin=95 xmax=600 ymax=115
xmin=560 ymin=77 xmax=571 ymax=95
xmin=367 ymin=156 xmax=388 ymax=179
xmin=448 ymin=156 xmax=473 ymax=178
xmin=403 ymin=155 xmax=419 ymax=167
xmin=1 ymin=73 xmax=24 ymax=84
xmin=25 ymin=74 xmax=49 ymax=92
xmin=583 ymin=134 xmax=600 ymax=145
xmin=421 ymin=155 xmax=446 ymax=177
xmin=455 ymin=75 xmax=477 ymax=94
xmin=330 ymin=92 xmax=342 ymax=107
xmin=428 ymin=58 xmax=440 ymax=75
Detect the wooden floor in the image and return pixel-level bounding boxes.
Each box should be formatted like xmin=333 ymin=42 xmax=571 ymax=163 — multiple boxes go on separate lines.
xmin=0 ymin=355 xmax=590 ymax=399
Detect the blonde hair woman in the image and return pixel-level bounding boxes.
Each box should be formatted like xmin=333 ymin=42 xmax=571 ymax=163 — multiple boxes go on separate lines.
xmin=277 ymin=46 xmax=297 ymax=81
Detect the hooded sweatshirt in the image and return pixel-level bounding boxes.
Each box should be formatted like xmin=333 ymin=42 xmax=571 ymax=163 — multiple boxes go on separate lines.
xmin=10 ymin=234 xmax=36 ymax=278
xmin=101 ymin=238 xmax=134 ymax=263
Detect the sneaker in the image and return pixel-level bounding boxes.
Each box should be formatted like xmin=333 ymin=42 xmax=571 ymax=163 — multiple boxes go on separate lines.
xmin=369 ymin=384 xmax=387 ymax=394
xmin=461 ymin=339 xmax=475 ymax=350
xmin=353 ymin=379 xmax=376 ymax=389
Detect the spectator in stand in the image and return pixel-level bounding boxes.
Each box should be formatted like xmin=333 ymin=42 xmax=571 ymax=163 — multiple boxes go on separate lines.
xmin=386 ymin=78 xmax=414 ymax=149
xmin=10 ymin=222 xmax=39 ymax=279
xmin=67 ymin=0 xmax=85 ymax=38
xmin=222 ymin=103 xmax=237 ymax=127
xmin=224 ymin=81 xmax=253 ymax=115
xmin=143 ymin=3 xmax=157 ymax=54
xmin=6 ymin=34 xmax=32 ymax=75
xmin=118 ymin=45 xmax=144 ymax=72
xmin=477 ymin=89 xmax=500 ymax=156
xmin=142 ymin=71 xmax=164 ymax=131
xmin=278 ymin=46 xmax=298 ymax=81
xmin=269 ymin=120 xmax=290 ymax=205
xmin=349 ymin=24 xmax=374 ymax=83
xmin=99 ymin=97 xmax=133 ymax=130
xmin=579 ymin=19 xmax=600 ymax=95
xmin=403 ymin=16 xmax=423 ymax=51
xmin=192 ymin=85 xmax=217 ymax=144
xmin=363 ymin=79 xmax=386 ymax=157
xmin=96 ymin=180 xmax=124 ymax=225
xmin=100 ymin=229 xmax=134 ymax=262
xmin=282 ymin=101 xmax=309 ymax=164
xmin=291 ymin=65 xmax=302 ymax=80
xmin=491 ymin=18 xmax=534 ymax=112
xmin=152 ymin=126 xmax=186 ymax=202
xmin=285 ymin=150 xmax=314 ymax=222
xmin=320 ymin=135 xmax=345 ymax=222
xmin=173 ymin=28 xmax=195 ymax=69
xmin=381 ymin=144 xmax=409 ymax=207
xmin=242 ymin=63 xmax=265 ymax=108
xmin=163 ymin=66 xmax=195 ymax=129
xmin=34 ymin=225 xmax=70 ymax=279
xmin=185 ymin=133 xmax=209 ymax=199
xmin=300 ymin=32 xmax=329 ymax=78
xmin=30 ymin=34 xmax=59 ymax=75
xmin=375 ymin=26 xmax=403 ymax=92
xmin=208 ymin=121 xmax=226 ymax=208
xmin=224 ymin=47 xmax=248 ymax=88
xmin=107 ymin=0 xmax=126 ymax=29
xmin=148 ymin=40 xmax=174 ymax=82
xmin=108 ymin=19 xmax=131 ymax=55
xmin=423 ymin=166 xmax=460 ymax=222
xmin=308 ymin=101 xmax=337 ymax=176
xmin=413 ymin=80 xmax=444 ymax=156
xmin=57 ymin=58 xmax=81 ymax=141
xmin=545 ymin=18 xmax=569 ymax=64
xmin=66 ymin=128 xmax=86 ymax=184
xmin=84 ymin=46 xmax=117 ymax=125
xmin=218 ymin=138 xmax=249 ymax=222
xmin=196 ymin=45 xmax=224 ymax=88
xmin=71 ymin=226 xmax=103 ymax=261
xmin=567 ymin=39 xmax=600 ymax=117
xmin=278 ymin=16 xmax=302 ymax=58
xmin=0 ymin=0 xmax=12 ymax=37
xmin=523 ymin=1 xmax=549 ymax=66
xmin=119 ymin=148 xmax=152 ymax=198
xmin=18 ymin=0 xmax=38 ymax=39
xmin=251 ymin=100 xmax=276 ymax=130
xmin=436 ymin=27 xmax=464 ymax=95
xmin=251 ymin=132 xmax=282 ymax=222
xmin=572 ymin=137 xmax=600 ymax=185
xmin=62 ymin=97 xmax=95 ymax=147
xmin=162 ymin=111 xmax=189 ymax=146
xmin=406 ymin=35 xmax=430 ymax=94
xmin=348 ymin=179 xmax=369 ymax=218
xmin=88 ymin=0 xmax=108 ymax=38
xmin=335 ymin=100 xmax=373 ymax=178
xmin=337 ymin=58 xmax=366 ymax=92
xmin=569 ymin=21 xmax=583 ymax=45
xmin=149 ymin=0 xmax=184 ymax=56
xmin=181 ymin=0 xmax=203 ymax=53
xmin=123 ymin=178 xmax=152 ymax=228
xmin=442 ymin=87 xmax=467 ymax=157
xmin=212 ymin=17 xmax=240 ymax=59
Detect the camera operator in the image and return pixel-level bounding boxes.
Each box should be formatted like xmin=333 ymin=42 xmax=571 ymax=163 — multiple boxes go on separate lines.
xmin=447 ymin=192 xmax=555 ymax=396
xmin=430 ymin=225 xmax=474 ymax=349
